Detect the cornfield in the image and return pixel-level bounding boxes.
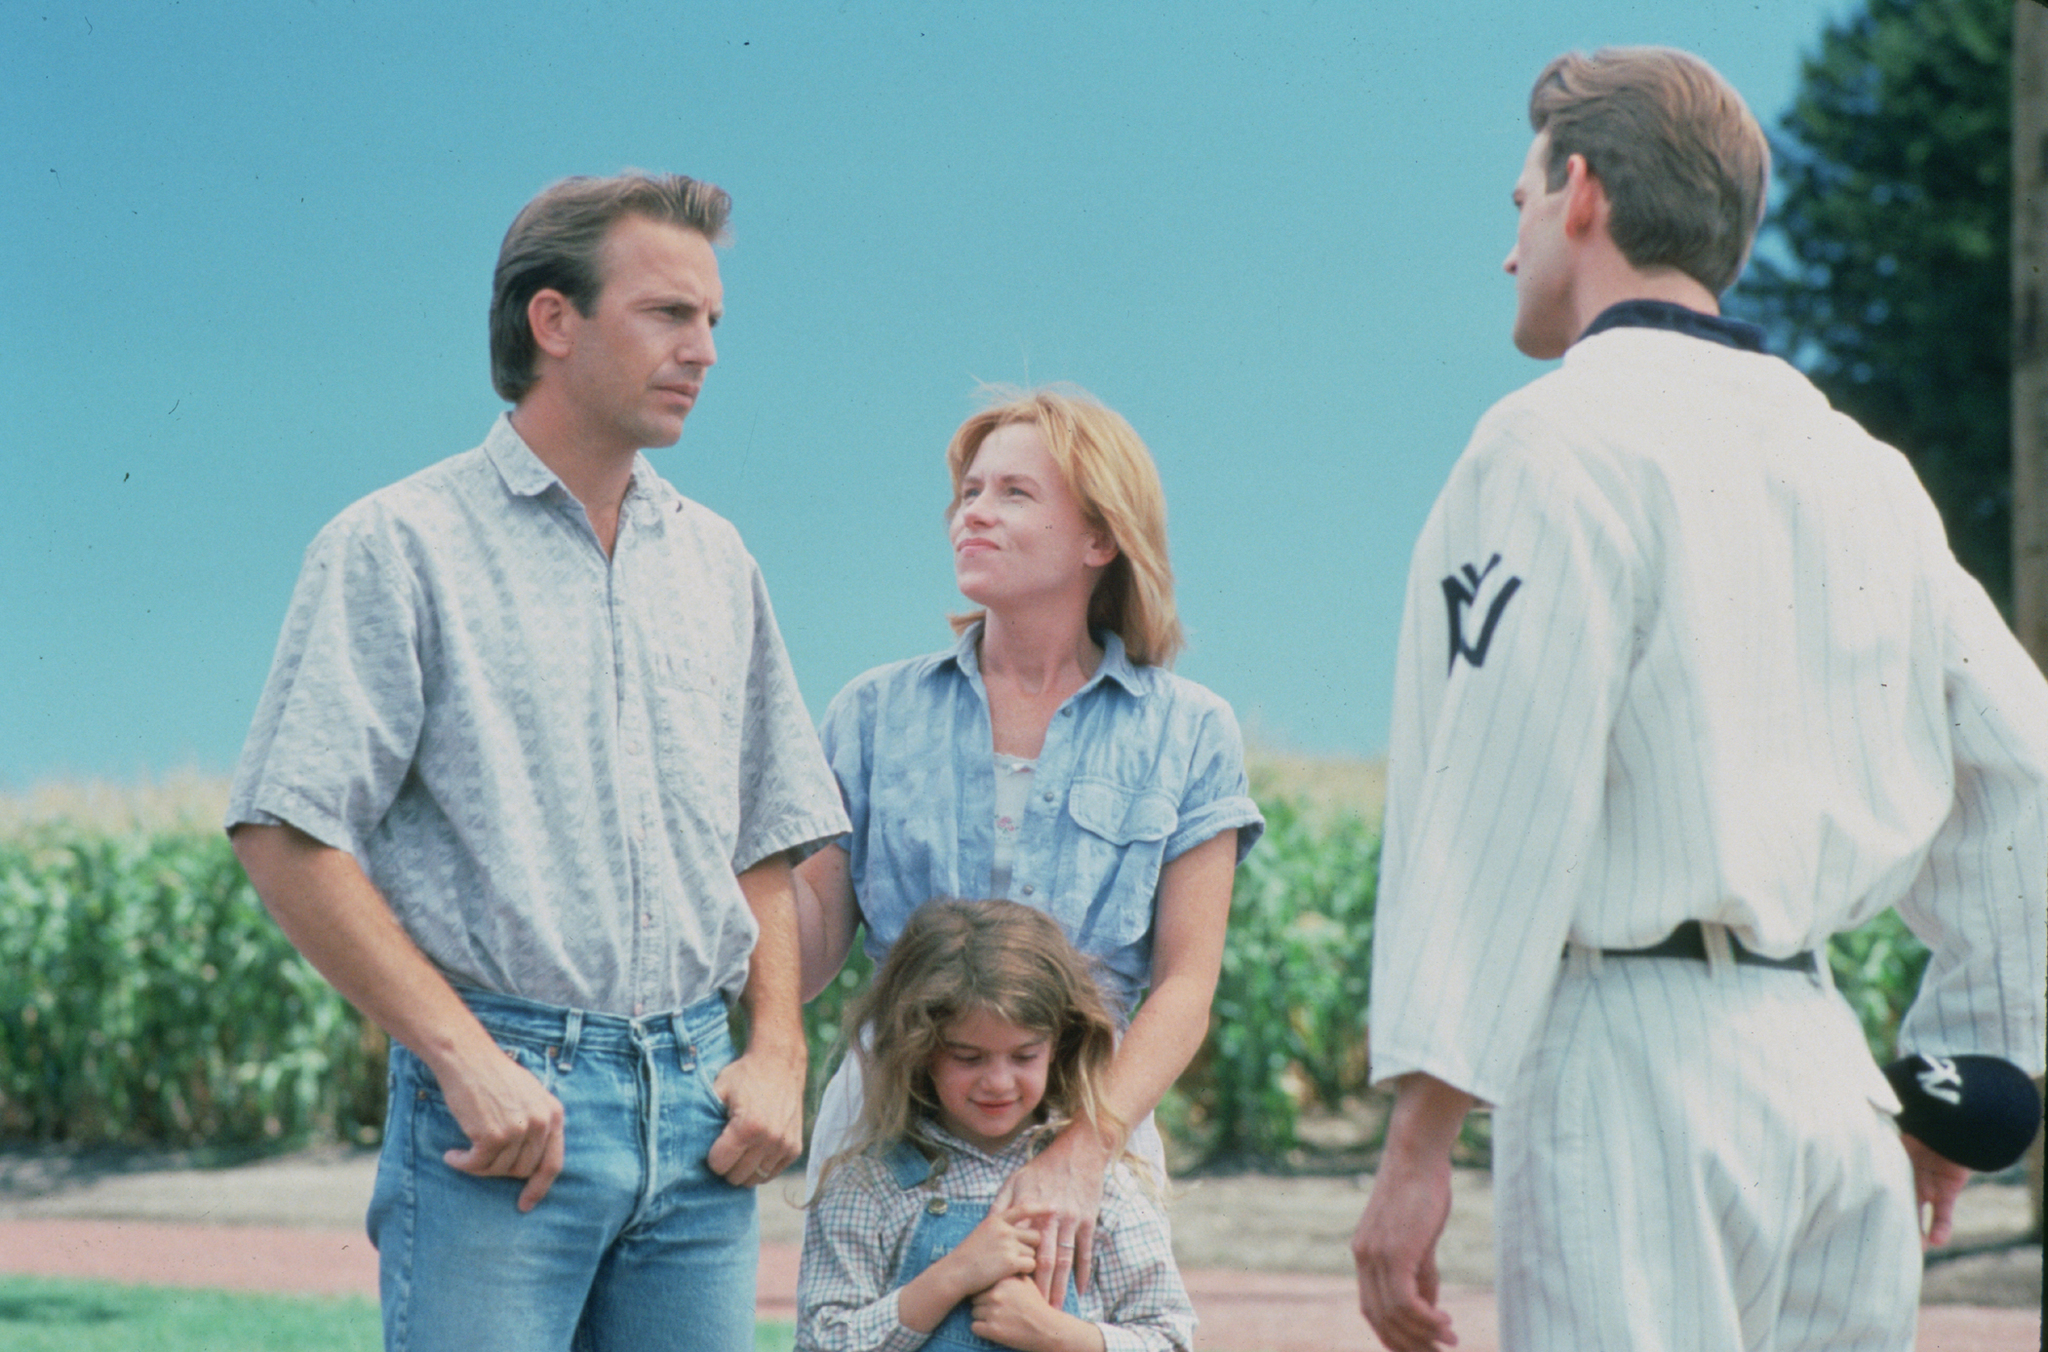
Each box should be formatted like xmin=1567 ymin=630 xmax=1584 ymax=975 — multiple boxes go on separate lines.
xmin=1 ymin=767 xmax=1926 ymax=1162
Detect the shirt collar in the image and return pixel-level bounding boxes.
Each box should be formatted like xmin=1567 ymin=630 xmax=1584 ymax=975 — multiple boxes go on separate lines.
xmin=1579 ymin=299 xmax=1766 ymax=353
xmin=483 ymin=414 xmax=561 ymax=498
xmin=943 ymin=621 xmax=1147 ymax=698
xmin=483 ymin=414 xmax=678 ymax=514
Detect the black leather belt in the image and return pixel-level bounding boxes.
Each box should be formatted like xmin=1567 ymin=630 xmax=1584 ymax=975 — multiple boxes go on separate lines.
xmin=1590 ymin=920 xmax=1817 ymax=973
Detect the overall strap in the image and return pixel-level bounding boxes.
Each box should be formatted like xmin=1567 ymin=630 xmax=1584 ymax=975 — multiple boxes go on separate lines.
xmin=884 ymin=1138 xmax=936 ymax=1189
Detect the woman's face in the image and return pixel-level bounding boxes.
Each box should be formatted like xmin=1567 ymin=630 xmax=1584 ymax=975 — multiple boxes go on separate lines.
xmin=949 ymin=423 xmax=1114 ymax=616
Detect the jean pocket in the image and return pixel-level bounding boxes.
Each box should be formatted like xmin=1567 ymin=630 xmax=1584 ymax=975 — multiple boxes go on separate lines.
xmin=408 ymin=1038 xmax=559 ymax=1106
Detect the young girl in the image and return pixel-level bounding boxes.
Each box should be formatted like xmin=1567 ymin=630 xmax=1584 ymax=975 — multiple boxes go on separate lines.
xmin=797 ymin=900 xmax=1196 ymax=1352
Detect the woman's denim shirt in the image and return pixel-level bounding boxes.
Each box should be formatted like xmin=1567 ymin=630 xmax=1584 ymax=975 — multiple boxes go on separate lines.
xmin=819 ymin=624 xmax=1264 ymax=1012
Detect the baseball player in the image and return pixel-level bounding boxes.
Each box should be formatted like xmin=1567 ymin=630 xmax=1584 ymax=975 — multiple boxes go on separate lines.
xmin=1351 ymin=47 xmax=2047 ymax=1352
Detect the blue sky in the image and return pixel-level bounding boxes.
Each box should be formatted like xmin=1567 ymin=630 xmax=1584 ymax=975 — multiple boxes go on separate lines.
xmin=4 ymin=0 xmax=1855 ymax=786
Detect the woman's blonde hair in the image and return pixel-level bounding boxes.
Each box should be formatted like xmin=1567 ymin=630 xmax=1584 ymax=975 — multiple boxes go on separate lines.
xmin=826 ymin=900 xmax=1123 ymax=1179
xmin=945 ymin=386 xmax=1184 ymax=667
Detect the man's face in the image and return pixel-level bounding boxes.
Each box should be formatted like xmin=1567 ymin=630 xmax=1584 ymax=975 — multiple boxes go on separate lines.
xmin=1504 ymin=132 xmax=1576 ymax=360
xmin=553 ymin=214 xmax=722 ymax=455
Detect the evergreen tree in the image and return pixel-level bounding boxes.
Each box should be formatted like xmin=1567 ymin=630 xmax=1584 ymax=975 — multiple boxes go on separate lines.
xmin=1734 ymin=0 xmax=2012 ymax=609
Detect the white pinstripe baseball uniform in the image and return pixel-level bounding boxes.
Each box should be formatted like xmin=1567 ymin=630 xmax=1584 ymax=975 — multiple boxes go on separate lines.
xmin=1369 ymin=304 xmax=2048 ymax=1351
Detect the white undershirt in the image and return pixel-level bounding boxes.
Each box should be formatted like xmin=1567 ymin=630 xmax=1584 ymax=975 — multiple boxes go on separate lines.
xmin=989 ymin=752 xmax=1037 ymax=899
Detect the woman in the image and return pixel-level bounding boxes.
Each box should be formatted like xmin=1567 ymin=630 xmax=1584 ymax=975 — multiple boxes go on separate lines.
xmin=797 ymin=385 xmax=1263 ymax=1300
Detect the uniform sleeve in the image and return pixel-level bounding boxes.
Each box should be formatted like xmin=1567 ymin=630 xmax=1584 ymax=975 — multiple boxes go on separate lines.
xmin=1090 ymin=1173 xmax=1197 ymax=1352
xmin=796 ymin=1160 xmax=930 ymax=1352
xmin=1162 ymin=694 xmax=1265 ymax=865
xmin=1893 ymin=559 xmax=2048 ymax=1076
xmin=223 ymin=514 xmax=425 ymax=860
xmin=1368 ymin=410 xmax=1642 ymax=1104
xmin=731 ymin=557 xmax=852 ymax=872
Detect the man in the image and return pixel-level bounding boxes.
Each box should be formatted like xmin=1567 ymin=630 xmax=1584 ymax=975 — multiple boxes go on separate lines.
xmin=1352 ymin=48 xmax=2047 ymax=1352
xmin=227 ymin=173 xmax=848 ymax=1351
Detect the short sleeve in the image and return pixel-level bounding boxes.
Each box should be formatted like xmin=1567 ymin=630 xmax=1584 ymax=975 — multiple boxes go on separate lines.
xmin=731 ymin=558 xmax=852 ymax=872
xmin=224 ymin=514 xmax=425 ymax=859
xmin=815 ymin=674 xmax=876 ymax=861
xmin=1162 ymin=693 xmax=1264 ymax=865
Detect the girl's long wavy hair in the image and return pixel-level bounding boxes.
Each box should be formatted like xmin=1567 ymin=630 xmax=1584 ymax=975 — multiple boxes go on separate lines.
xmin=824 ymin=900 xmax=1123 ymax=1181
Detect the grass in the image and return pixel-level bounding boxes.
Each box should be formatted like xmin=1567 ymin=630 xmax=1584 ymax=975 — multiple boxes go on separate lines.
xmin=0 ymin=1274 xmax=796 ymax=1351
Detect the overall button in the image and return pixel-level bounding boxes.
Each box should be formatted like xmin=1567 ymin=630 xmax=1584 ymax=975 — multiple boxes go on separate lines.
xmin=926 ymin=1197 xmax=949 ymax=1216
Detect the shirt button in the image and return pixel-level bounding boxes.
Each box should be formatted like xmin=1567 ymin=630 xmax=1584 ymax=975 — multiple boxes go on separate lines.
xmin=1021 ymin=884 xmax=1034 ymax=896
xmin=1061 ymin=707 xmax=1072 ymax=716
xmin=641 ymin=913 xmax=654 ymax=928
xmin=633 ymin=1002 xmax=645 ymax=1016
xmin=625 ymin=740 xmax=645 ymax=757
xmin=1042 ymin=792 xmax=1055 ymax=803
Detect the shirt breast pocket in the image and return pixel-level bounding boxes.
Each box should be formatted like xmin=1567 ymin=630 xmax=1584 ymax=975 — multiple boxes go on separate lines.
xmin=650 ymin=646 xmax=738 ymax=803
xmin=1058 ymin=778 xmax=1179 ymax=949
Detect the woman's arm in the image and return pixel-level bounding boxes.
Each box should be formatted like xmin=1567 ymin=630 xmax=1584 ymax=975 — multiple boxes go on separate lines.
xmin=997 ymin=830 xmax=1238 ymax=1297
xmin=795 ymin=843 xmax=861 ymax=1002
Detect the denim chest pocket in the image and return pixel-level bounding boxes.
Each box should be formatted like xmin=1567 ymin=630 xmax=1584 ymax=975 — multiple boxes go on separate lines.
xmin=1056 ymin=778 xmax=1179 ymax=950
xmin=1065 ymin=779 xmax=1177 ymax=844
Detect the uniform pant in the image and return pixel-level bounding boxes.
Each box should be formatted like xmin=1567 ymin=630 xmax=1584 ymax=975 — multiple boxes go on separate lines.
xmin=1494 ymin=938 xmax=1920 ymax=1352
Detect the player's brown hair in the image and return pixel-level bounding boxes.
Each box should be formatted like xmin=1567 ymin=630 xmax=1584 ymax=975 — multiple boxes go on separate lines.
xmin=489 ymin=172 xmax=731 ymax=403
xmin=1528 ymin=47 xmax=1769 ymax=296
xmin=944 ymin=386 xmax=1185 ymax=667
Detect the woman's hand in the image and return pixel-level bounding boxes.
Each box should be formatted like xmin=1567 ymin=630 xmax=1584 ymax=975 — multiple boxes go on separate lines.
xmin=994 ymin=1125 xmax=1111 ymax=1299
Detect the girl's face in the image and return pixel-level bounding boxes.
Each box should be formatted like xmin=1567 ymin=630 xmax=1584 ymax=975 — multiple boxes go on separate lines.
xmin=927 ymin=1007 xmax=1052 ymax=1153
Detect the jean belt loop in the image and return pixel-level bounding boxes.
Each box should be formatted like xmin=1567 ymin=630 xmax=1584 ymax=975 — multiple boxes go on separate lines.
xmin=557 ymin=1008 xmax=584 ymax=1073
xmin=671 ymin=1011 xmax=696 ymax=1072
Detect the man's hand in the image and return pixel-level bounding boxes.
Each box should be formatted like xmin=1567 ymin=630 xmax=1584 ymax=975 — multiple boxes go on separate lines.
xmin=708 ymin=1040 xmax=805 ymax=1187
xmin=993 ymin=1121 xmax=1110 ymax=1298
xmin=1351 ymin=1073 xmax=1475 ymax=1352
xmin=1352 ymin=1148 xmax=1457 ymax=1351
xmin=1900 ymin=1131 xmax=1972 ymax=1249
xmin=716 ymin=854 xmax=808 ymax=1188
xmin=435 ymin=1045 xmax=567 ymax=1212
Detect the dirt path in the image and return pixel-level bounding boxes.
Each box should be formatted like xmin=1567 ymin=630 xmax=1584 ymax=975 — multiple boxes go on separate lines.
xmin=0 ymin=1145 xmax=2036 ymax=1352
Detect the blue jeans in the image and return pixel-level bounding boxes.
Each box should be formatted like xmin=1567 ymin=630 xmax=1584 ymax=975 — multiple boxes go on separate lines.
xmin=367 ymin=988 xmax=758 ymax=1352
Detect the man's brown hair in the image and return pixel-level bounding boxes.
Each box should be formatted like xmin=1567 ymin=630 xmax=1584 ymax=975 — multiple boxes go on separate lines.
xmin=1529 ymin=47 xmax=1769 ymax=296
xmin=489 ymin=172 xmax=731 ymax=403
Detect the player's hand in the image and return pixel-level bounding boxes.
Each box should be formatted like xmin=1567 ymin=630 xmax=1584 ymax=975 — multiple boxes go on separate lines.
xmin=1352 ymin=1148 xmax=1458 ymax=1351
xmin=994 ymin=1123 xmax=1109 ymax=1297
xmin=947 ymin=1205 xmax=1046 ymax=1294
xmin=436 ymin=1045 xmax=567 ymax=1213
xmin=969 ymin=1275 xmax=1072 ymax=1352
xmin=1900 ymin=1131 xmax=1972 ymax=1250
xmin=708 ymin=1041 xmax=806 ymax=1188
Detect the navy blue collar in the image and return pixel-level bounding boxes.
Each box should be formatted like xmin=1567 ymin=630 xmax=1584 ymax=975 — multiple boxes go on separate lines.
xmin=1580 ymin=299 xmax=1766 ymax=353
